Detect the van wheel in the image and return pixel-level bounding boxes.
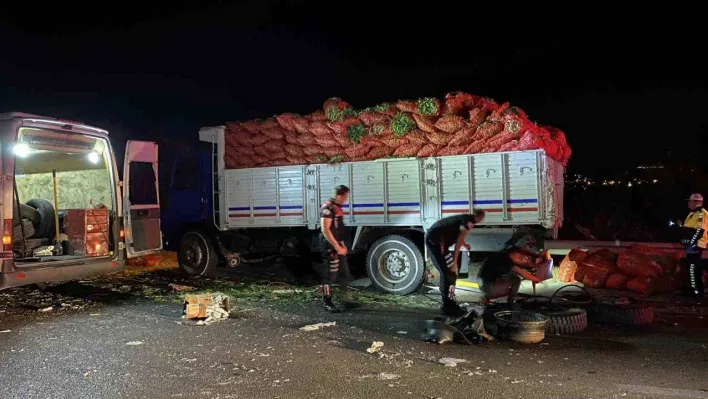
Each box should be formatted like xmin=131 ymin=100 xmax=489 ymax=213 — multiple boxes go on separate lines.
xmin=26 ymin=199 xmax=56 ymax=239
xmin=366 ymin=235 xmax=424 ymax=295
xmin=178 ymin=231 xmax=218 ymax=277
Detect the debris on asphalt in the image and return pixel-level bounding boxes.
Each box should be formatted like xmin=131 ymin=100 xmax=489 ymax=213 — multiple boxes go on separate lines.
xmin=39 ymin=306 xmax=53 ymax=312
xmin=125 ymin=341 xmax=143 ymax=346
xmin=170 ymin=283 xmax=196 ymax=292
xmin=366 ymin=341 xmax=384 ymax=354
xmin=438 ymin=358 xmax=467 ymax=367
xmin=299 ymin=322 xmax=336 ymax=332
xmin=396 ymin=331 xmax=408 ymax=335
xmin=0 ymin=329 xmax=11 ymax=333
xmin=184 ymin=293 xmax=231 ymax=325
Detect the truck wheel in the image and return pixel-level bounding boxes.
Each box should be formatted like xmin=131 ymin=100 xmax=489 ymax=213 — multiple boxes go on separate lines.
xmin=366 ymin=235 xmax=424 ymax=295
xmin=178 ymin=231 xmax=218 ymax=277
xmin=26 ymin=199 xmax=56 ymax=239
xmin=588 ymin=296 xmax=654 ymax=326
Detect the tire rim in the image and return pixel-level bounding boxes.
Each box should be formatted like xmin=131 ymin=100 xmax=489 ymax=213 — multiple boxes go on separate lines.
xmin=377 ymin=249 xmax=410 ymax=284
xmin=179 ymin=235 xmax=206 ymax=274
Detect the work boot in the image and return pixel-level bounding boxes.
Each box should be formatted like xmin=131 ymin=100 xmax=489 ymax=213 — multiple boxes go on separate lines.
xmin=441 ymin=301 xmax=465 ymax=317
xmin=323 ymin=296 xmax=341 ymax=313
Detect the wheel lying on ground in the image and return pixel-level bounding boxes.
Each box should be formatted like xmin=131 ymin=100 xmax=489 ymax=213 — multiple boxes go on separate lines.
xmin=26 ymin=199 xmax=56 ymax=239
xmin=178 ymin=231 xmax=218 ymax=277
xmin=366 ymin=235 xmax=424 ymax=295
xmin=539 ymin=307 xmax=587 ymax=335
xmin=588 ymin=296 xmax=654 ymax=326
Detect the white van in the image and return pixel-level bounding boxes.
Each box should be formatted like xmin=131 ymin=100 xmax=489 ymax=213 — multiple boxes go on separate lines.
xmin=0 ymin=112 xmax=162 ymax=289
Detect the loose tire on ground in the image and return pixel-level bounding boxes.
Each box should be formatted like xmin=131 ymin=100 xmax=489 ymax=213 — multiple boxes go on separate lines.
xmin=541 ymin=307 xmax=587 ymax=335
xmin=588 ymin=296 xmax=654 ymax=326
xmin=13 ymin=219 xmax=36 ymax=239
xmin=26 ymin=199 xmax=56 ymax=239
xmin=178 ymin=231 xmax=218 ymax=277
xmin=366 ymin=235 xmax=424 ymax=295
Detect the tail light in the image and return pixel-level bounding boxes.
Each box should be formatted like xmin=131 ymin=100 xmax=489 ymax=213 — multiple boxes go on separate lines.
xmin=119 ymin=228 xmax=125 ymax=239
xmin=3 ymin=219 xmax=12 ymax=251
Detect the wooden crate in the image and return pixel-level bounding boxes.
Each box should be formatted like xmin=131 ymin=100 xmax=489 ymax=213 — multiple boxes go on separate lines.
xmin=65 ymin=209 xmax=110 ymax=256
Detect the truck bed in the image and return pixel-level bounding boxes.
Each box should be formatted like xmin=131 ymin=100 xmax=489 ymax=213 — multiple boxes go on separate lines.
xmin=200 ymin=126 xmax=565 ymax=233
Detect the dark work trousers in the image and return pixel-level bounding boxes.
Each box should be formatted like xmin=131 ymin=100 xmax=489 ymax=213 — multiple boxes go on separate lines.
xmin=425 ymin=234 xmax=458 ymax=306
xmin=683 ymin=250 xmax=705 ymax=296
xmin=322 ymin=241 xmax=354 ymax=298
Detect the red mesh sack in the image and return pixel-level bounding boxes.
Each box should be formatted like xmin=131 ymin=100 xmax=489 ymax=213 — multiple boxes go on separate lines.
xmin=368 ymin=146 xmax=393 ymax=159
xmin=503 ymin=119 xmax=523 ymax=135
xmin=310 ymin=121 xmax=333 ymax=136
xmin=628 ymin=244 xmax=675 ymax=257
xmin=241 ymin=120 xmax=261 ymax=134
xmin=518 ymin=130 xmax=540 ymax=150
xmin=360 ymin=136 xmax=382 ymax=146
xmin=489 ymin=102 xmax=510 ymax=121
xmin=379 ymin=136 xmax=409 ymax=148
xmin=284 ymin=144 xmax=305 ymax=157
xmin=582 ymin=271 xmax=607 ymax=288
xmin=284 ymin=133 xmax=300 ymax=145
xmin=259 ymin=118 xmax=279 ymax=131
xmin=322 ymin=97 xmax=352 ymax=115
xmin=310 ymin=110 xmax=328 ymax=122
xmin=249 ymin=134 xmax=270 ymax=146
xmin=332 ymin=133 xmax=350 ymax=147
xmin=616 ymin=252 xmax=664 ymax=278
xmin=582 ymin=249 xmax=618 ymax=273
xmin=412 ymin=113 xmax=438 ymax=133
xmin=253 ymin=146 xmax=270 ymax=157
xmin=224 ymin=154 xmax=238 ymax=169
xmin=315 ymin=134 xmax=340 ymax=148
xmin=437 ymin=145 xmax=467 ymax=156
xmin=477 ymin=97 xmax=500 ymax=112
xmin=322 ymin=146 xmax=344 ymax=158
xmin=480 ymin=144 xmax=501 ymax=153
xmin=574 ymin=264 xmax=587 ymax=283
xmin=487 ymin=131 xmax=520 ymax=148
xmin=417 ymin=143 xmax=437 ymax=157
xmin=261 ymin=127 xmax=285 ymax=140
xmin=425 ymin=130 xmax=449 ymax=145
xmin=655 ymin=255 xmax=679 ymax=275
xmin=498 ymin=140 xmax=519 ymax=152
xmin=235 ymin=146 xmax=256 ymax=156
xmin=443 ymin=92 xmax=475 ymax=115
xmin=448 ymin=127 xmax=476 ymax=147
xmin=395 ymin=100 xmax=417 ymax=113
xmin=406 ymin=129 xmax=429 ymax=145
xmin=393 ymin=143 xmax=422 ymax=157
xmin=327 ymin=117 xmax=360 ymax=136
xmin=234 ymin=133 xmax=253 ymax=147
xmin=626 ymin=276 xmax=656 ymax=296
xmin=605 ymin=273 xmax=629 ymax=290
xmin=264 ymin=140 xmax=286 ymax=153
xmin=287 ymin=156 xmax=307 ymax=165
xmin=251 ymin=154 xmax=268 ymax=164
xmin=267 ymin=151 xmax=286 ymax=160
xmin=359 ymin=111 xmax=388 ymax=127
xmin=292 ymin=117 xmax=310 ymax=134
xmin=558 ymin=249 xmax=587 ymax=282
xmin=275 ymin=113 xmax=298 ymax=131
xmin=476 ymin=122 xmax=504 ymax=139
xmin=296 ymin=133 xmax=317 ymax=146
xmin=302 ymin=145 xmax=324 ymax=156
xmin=435 ymin=115 xmax=466 ymax=133
xmin=468 ymin=108 xmax=488 ymax=127
xmin=464 ymin=140 xmax=488 ymax=154
xmin=345 ymin=144 xmax=371 ymax=158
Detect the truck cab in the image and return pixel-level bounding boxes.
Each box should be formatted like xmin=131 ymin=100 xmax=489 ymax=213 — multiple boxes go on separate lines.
xmin=0 ymin=112 xmax=162 ymax=289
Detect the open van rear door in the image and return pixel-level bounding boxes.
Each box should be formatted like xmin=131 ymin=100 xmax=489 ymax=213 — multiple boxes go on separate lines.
xmin=123 ymin=140 xmax=162 ymax=257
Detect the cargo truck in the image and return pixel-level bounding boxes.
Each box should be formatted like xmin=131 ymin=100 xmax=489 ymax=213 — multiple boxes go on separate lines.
xmin=163 ymin=126 xmax=565 ymax=295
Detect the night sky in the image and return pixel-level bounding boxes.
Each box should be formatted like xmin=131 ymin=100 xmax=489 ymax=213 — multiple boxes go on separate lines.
xmin=1 ymin=2 xmax=706 ymax=174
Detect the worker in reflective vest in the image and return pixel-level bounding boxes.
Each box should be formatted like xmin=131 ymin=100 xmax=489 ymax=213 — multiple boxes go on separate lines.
xmin=319 ymin=185 xmax=360 ymax=312
xmin=680 ymin=193 xmax=708 ymax=297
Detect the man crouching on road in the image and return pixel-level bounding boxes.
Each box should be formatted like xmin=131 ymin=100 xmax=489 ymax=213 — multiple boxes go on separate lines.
xmin=479 ymin=237 xmax=552 ymax=310
xmin=425 ymin=210 xmax=486 ymax=317
xmin=320 ymin=185 xmax=360 ymax=313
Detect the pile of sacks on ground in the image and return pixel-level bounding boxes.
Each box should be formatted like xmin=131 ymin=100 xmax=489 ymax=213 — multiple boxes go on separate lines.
xmin=223 ymin=92 xmax=571 ymax=169
xmin=558 ymin=245 xmax=688 ymax=296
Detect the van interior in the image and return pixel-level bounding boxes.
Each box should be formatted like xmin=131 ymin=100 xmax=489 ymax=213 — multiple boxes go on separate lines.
xmin=12 ymin=127 xmax=115 ymax=263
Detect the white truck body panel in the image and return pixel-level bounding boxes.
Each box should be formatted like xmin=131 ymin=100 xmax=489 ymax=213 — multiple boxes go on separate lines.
xmin=200 ymin=126 xmax=564 ymax=232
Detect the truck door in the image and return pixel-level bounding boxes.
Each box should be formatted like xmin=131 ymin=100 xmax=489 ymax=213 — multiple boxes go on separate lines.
xmin=123 ymin=140 xmax=162 ymax=257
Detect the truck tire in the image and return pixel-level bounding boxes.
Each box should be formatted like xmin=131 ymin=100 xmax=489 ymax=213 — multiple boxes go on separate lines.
xmin=12 ymin=203 xmax=41 ymax=227
xmin=366 ymin=235 xmax=424 ymax=295
xmin=542 ymin=307 xmax=588 ymax=335
xmin=26 ymin=199 xmax=56 ymax=239
xmin=588 ymin=296 xmax=654 ymax=326
xmin=178 ymin=231 xmax=218 ymax=277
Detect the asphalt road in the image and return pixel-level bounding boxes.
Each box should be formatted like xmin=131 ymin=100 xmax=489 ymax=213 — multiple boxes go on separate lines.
xmin=1 ymin=266 xmax=707 ymax=399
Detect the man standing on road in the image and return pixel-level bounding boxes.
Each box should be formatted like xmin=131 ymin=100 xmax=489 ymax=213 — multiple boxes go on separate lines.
xmin=680 ymin=194 xmax=707 ymax=297
xmin=425 ymin=210 xmax=486 ymax=316
xmin=320 ymin=185 xmax=360 ymax=312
